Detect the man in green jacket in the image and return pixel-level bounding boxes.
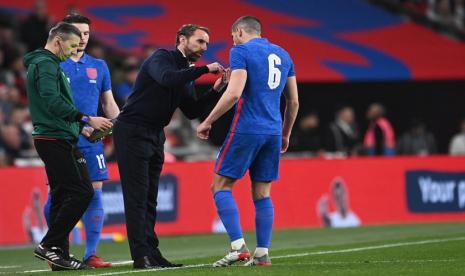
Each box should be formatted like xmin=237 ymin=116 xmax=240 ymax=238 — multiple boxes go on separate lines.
xmin=24 ymin=22 xmax=112 ymax=270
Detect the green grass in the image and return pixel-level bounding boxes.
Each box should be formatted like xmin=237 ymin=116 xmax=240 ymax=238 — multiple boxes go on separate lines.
xmin=1 ymin=222 xmax=465 ymax=275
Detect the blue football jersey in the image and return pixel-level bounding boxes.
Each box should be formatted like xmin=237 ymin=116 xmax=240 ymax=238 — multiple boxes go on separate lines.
xmin=61 ymin=54 xmax=112 ymax=148
xmin=229 ymin=38 xmax=295 ymax=135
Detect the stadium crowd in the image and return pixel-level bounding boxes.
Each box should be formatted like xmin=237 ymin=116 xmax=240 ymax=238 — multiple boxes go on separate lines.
xmin=0 ymin=0 xmax=464 ymax=167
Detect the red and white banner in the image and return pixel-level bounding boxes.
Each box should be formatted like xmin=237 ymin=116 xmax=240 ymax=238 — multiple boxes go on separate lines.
xmin=2 ymin=156 xmax=465 ymax=245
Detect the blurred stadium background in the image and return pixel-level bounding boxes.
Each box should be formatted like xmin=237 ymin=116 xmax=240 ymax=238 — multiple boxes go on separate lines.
xmin=1 ymin=0 xmax=465 ymax=274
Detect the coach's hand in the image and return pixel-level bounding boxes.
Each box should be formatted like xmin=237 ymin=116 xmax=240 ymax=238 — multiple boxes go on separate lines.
xmin=206 ymin=62 xmax=225 ymax=74
xmin=197 ymin=121 xmax=211 ymax=140
xmin=88 ymin=116 xmax=113 ymax=131
xmin=281 ymin=136 xmax=290 ymax=153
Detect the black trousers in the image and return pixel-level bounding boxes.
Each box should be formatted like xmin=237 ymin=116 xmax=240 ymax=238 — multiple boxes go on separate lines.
xmin=113 ymin=120 xmax=165 ymax=260
xmin=34 ymin=139 xmax=93 ymax=256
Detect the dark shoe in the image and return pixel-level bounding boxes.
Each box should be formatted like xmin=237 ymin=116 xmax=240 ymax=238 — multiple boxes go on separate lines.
xmin=153 ymin=254 xmax=183 ymax=268
xmin=35 ymin=245 xmax=89 ymax=270
xmin=50 ymin=256 xmax=92 ymax=271
xmin=133 ymin=256 xmax=160 ymax=269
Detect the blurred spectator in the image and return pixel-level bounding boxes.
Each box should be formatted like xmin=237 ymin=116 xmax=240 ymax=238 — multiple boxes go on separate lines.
xmin=392 ymin=0 xmax=464 ymax=30
xmin=427 ymin=0 xmax=465 ymax=28
xmin=0 ymin=105 xmax=33 ymax=164
xmin=114 ymin=56 xmax=140 ymax=107
xmin=397 ymin=118 xmax=437 ymax=155
xmin=449 ymin=118 xmax=465 ymax=155
xmin=86 ymin=41 xmax=107 ymax=60
xmin=164 ymin=110 xmax=218 ymax=161
xmin=324 ymin=105 xmax=360 ymax=156
xmin=289 ymin=111 xmax=323 ymax=155
xmin=142 ymin=44 xmax=157 ymax=59
xmin=363 ymin=103 xmax=396 ymax=156
xmin=0 ymin=108 xmax=8 ymax=166
xmin=19 ymin=0 xmax=54 ymax=51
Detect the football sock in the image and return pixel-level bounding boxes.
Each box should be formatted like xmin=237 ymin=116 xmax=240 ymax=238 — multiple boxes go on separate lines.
xmin=254 ymin=247 xmax=269 ymax=257
xmin=214 ymin=190 xmax=243 ymax=246
xmin=254 ymin=197 xmax=274 ymax=248
xmin=82 ymin=188 xmax=104 ymax=260
xmin=43 ymin=192 xmax=51 ymax=227
xmin=231 ymin=238 xmax=246 ymax=251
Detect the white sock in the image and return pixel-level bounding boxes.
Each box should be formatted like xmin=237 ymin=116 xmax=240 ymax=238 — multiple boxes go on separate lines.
xmin=231 ymin=238 xmax=245 ymax=250
xmin=254 ymin=247 xmax=268 ymax=257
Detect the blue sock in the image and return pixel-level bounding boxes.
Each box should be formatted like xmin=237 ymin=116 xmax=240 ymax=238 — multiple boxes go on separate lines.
xmin=43 ymin=192 xmax=51 ymax=228
xmin=82 ymin=188 xmax=104 ymax=260
xmin=255 ymin=197 xmax=274 ymax=248
xmin=214 ymin=190 xmax=243 ymax=242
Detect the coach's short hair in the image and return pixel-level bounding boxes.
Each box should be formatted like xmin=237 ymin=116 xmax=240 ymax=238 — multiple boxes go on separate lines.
xmin=62 ymin=13 xmax=92 ymax=25
xmin=47 ymin=22 xmax=81 ymax=42
xmin=232 ymin=16 xmax=261 ymax=35
xmin=176 ymin=24 xmax=210 ymax=46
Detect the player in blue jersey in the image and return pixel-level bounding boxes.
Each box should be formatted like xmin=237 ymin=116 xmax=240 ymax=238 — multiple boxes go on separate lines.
xmin=43 ymin=14 xmax=120 ymax=268
xmin=197 ymin=16 xmax=299 ymax=266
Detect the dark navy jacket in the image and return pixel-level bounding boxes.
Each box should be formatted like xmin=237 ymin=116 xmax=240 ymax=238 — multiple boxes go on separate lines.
xmin=118 ymin=48 xmax=216 ymax=129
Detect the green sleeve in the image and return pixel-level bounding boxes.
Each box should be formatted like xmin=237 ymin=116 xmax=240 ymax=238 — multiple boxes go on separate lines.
xmin=36 ymin=60 xmax=80 ymax=121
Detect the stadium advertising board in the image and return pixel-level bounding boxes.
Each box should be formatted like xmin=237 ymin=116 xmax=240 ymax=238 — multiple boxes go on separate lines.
xmin=1 ymin=157 xmax=465 ymax=245
xmin=406 ymin=171 xmax=465 ymax=213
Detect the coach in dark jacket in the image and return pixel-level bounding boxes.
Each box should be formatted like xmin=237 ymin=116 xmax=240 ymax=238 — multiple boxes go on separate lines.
xmin=113 ymin=24 xmax=227 ymax=269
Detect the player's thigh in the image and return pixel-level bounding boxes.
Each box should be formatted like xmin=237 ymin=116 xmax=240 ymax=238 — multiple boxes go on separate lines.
xmin=80 ymin=146 xmax=109 ymax=182
xmin=249 ymin=135 xmax=281 ymax=182
xmin=214 ymin=133 xmax=262 ymax=180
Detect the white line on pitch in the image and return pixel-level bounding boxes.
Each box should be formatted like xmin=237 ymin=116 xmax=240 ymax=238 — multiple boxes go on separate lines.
xmin=21 ymin=236 xmax=465 ymax=275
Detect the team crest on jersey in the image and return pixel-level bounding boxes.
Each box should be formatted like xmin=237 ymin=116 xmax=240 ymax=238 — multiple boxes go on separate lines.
xmin=86 ymin=68 xmax=98 ymax=80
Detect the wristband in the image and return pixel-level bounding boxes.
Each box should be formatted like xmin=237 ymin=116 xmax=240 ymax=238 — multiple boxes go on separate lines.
xmin=81 ymin=115 xmax=90 ymax=124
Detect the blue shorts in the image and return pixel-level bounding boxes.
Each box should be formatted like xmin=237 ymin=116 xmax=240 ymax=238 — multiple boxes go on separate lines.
xmin=214 ymin=133 xmax=281 ymax=182
xmin=79 ymin=146 xmax=109 ymax=182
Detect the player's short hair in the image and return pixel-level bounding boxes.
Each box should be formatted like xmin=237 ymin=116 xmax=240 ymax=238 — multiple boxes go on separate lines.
xmin=232 ymin=16 xmax=261 ymax=35
xmin=62 ymin=13 xmax=92 ymax=25
xmin=176 ymin=24 xmax=210 ymax=46
xmin=47 ymin=22 xmax=81 ymax=42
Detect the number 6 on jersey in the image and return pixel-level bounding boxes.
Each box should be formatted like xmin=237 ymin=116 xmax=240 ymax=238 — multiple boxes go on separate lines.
xmin=267 ymin=54 xmax=281 ymax=89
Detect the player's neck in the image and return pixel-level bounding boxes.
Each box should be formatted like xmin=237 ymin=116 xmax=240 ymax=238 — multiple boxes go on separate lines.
xmin=242 ymin=34 xmax=261 ymax=43
xmin=70 ymin=51 xmax=85 ymax=62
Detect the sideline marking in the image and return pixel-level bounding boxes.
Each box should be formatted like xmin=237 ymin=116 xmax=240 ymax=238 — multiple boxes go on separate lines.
xmin=20 ymin=236 xmax=465 ymax=275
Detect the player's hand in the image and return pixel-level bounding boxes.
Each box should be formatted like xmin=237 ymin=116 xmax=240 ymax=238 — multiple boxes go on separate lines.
xmin=81 ymin=126 xmax=94 ymax=138
xmin=213 ymin=68 xmax=231 ymax=92
xmin=281 ymin=136 xmax=290 ymax=153
xmin=88 ymin=116 xmax=113 ymax=131
xmin=197 ymin=121 xmax=212 ymax=139
xmin=206 ymin=62 xmax=225 ymax=74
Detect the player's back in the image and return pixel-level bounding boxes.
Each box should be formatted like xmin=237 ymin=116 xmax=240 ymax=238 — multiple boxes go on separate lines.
xmin=230 ymin=38 xmax=295 ymax=136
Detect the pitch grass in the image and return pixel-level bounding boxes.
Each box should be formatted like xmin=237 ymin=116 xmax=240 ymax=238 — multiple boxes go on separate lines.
xmin=0 ymin=222 xmax=464 ymax=275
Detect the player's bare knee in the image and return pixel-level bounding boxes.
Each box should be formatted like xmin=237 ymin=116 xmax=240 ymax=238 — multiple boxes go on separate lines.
xmin=212 ymin=175 xmax=235 ymax=193
xmin=252 ymin=190 xmax=270 ymax=201
xmin=252 ymin=182 xmax=271 ymax=200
